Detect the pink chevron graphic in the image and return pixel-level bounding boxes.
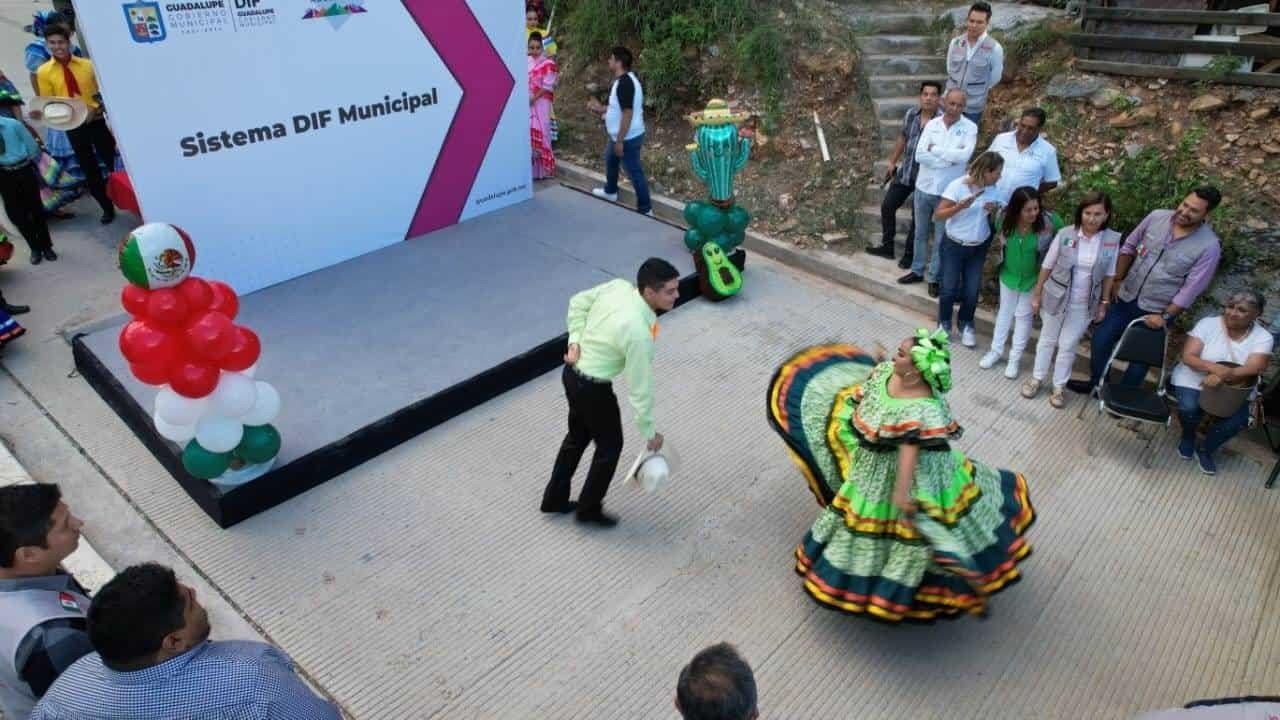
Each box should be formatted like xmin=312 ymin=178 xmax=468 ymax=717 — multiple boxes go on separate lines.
xmin=402 ymin=0 xmax=515 ymax=238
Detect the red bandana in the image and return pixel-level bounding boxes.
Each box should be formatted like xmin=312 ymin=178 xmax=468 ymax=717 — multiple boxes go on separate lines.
xmin=57 ymin=58 xmax=81 ymax=98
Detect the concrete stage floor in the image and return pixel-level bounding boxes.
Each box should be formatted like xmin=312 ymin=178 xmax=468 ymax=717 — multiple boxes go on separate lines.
xmin=46 ymin=251 xmax=1280 ymax=718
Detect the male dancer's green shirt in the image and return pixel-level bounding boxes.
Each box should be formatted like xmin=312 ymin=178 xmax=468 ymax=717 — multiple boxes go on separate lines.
xmin=566 ymin=279 xmax=658 ymax=439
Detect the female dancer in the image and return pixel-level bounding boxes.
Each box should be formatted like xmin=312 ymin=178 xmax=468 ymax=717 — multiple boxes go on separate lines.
xmin=528 ymin=32 xmax=558 ymax=180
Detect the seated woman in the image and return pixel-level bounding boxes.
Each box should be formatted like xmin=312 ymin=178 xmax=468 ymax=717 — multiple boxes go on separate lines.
xmin=766 ymin=330 xmax=1035 ymax=622
xmin=1169 ymin=290 xmax=1274 ymax=476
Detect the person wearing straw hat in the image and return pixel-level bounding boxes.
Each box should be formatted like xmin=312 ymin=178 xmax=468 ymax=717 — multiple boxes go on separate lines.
xmin=0 ymin=101 xmax=57 ymax=264
xmin=34 ymin=23 xmax=117 ymax=225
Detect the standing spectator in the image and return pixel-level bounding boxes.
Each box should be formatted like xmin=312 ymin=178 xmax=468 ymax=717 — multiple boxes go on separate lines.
xmin=1081 ymin=187 xmax=1224 ymax=393
xmin=866 ymin=81 xmax=942 ymax=264
xmin=1169 ymin=291 xmax=1273 ymax=475
xmin=528 ymin=32 xmax=558 ymax=180
xmin=587 ymin=47 xmax=652 ymax=216
xmin=541 ymin=259 xmax=678 ymax=528
xmin=525 ymin=5 xmax=558 ymax=57
xmin=35 ymin=24 xmax=117 ymax=225
xmin=1024 ymin=191 xmax=1120 ymax=409
xmin=0 ymin=101 xmax=57 ymax=263
xmin=945 ymin=1 xmax=1005 ymax=126
xmin=31 ymin=563 xmax=341 ymax=720
xmin=979 ymin=186 xmax=1063 ymax=378
xmin=675 ymin=643 xmax=758 ymax=720
xmin=934 ymin=150 xmax=1004 ymax=346
xmin=899 ymin=88 xmax=977 ymax=298
xmin=23 ymin=10 xmax=84 ymax=220
xmin=0 ymin=483 xmax=91 ymax=720
xmin=987 ymin=107 xmax=1060 ymax=204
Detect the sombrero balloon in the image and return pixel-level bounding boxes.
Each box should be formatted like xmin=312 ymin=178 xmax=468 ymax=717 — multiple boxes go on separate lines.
xmin=119 ymin=223 xmax=196 ymax=289
xmin=686 ymin=98 xmax=750 ymax=128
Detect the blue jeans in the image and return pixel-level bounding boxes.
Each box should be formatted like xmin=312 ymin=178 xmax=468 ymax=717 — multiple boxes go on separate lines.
xmin=1175 ymin=386 xmax=1252 ymax=455
xmin=1088 ymin=298 xmax=1149 ymax=387
xmin=911 ymin=191 xmax=945 ymax=282
xmin=937 ymin=233 xmax=990 ymax=331
xmin=603 ymin=133 xmax=651 ymax=214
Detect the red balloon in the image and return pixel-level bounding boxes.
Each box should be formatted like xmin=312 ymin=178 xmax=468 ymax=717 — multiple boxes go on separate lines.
xmin=219 ymin=326 xmax=261 ymax=372
xmin=183 ymin=311 xmax=235 ymax=361
xmin=176 ymin=277 xmax=212 ymax=311
xmin=207 ymin=281 xmax=239 ymax=321
xmin=119 ymin=320 xmax=180 ymax=369
xmin=130 ymin=361 xmax=170 ymax=386
xmin=145 ymin=288 xmax=190 ymax=327
xmin=168 ymin=359 xmax=220 ymax=398
xmin=121 ymin=285 xmax=150 ymax=317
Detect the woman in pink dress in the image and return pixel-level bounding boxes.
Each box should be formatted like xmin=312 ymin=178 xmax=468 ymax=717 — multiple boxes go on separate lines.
xmin=528 ymin=32 xmax=558 ymax=180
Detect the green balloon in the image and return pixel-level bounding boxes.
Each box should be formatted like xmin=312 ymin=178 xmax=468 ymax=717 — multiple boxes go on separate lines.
xmin=183 ymin=440 xmax=232 ymax=480
xmin=694 ymin=203 xmax=727 ymax=237
xmin=683 ymin=201 xmax=703 ymax=228
xmin=684 ymin=228 xmax=705 ymax=252
xmin=235 ymin=424 xmax=281 ymax=464
xmin=726 ymin=205 xmax=750 ymax=234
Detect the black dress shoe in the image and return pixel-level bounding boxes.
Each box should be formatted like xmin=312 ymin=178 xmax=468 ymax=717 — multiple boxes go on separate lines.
xmin=42 ymin=248 xmax=57 ymax=262
xmin=865 ymin=243 xmax=894 ymax=259
xmin=0 ymin=301 xmax=30 ymax=315
xmin=897 ymin=271 xmax=923 ymax=285
xmin=30 ymin=251 xmax=42 ymax=265
xmin=100 ymin=208 xmax=116 ymax=225
xmin=1065 ymin=379 xmax=1093 ymax=394
xmin=928 ymin=282 xmax=940 ymax=298
xmin=540 ymin=501 xmax=578 ymax=515
xmin=575 ymin=510 xmax=619 ymax=528
xmin=897 ymin=254 xmax=913 ymax=270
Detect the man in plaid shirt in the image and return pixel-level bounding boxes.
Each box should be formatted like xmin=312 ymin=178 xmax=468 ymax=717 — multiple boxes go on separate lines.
xmin=32 ymin=563 xmax=340 ymax=720
xmin=0 ymin=483 xmax=92 ymax=720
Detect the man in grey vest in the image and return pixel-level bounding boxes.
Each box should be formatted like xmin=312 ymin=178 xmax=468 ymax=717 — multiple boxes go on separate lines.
xmin=1082 ymin=187 xmax=1223 ymax=391
xmin=0 ymin=483 xmax=91 ymax=720
xmin=945 ymin=2 xmax=1005 ymax=126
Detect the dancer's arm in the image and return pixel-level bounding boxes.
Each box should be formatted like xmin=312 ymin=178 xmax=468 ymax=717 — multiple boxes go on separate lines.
xmin=893 ymin=443 xmax=919 ymax=516
xmin=623 ymin=330 xmax=656 ymax=441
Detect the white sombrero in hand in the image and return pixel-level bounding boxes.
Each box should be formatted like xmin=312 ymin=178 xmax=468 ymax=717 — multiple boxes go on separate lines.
xmin=624 ymin=442 xmax=680 ymax=494
xmin=28 ymin=96 xmax=89 ymax=131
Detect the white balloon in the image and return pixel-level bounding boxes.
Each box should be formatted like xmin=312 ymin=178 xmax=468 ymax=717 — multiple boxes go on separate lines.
xmin=240 ymin=382 xmax=281 ymax=426
xmin=153 ymin=412 xmax=196 ymax=443
xmin=155 ymin=388 xmax=209 ymax=427
xmin=195 ymin=415 xmax=243 ymax=453
xmin=212 ymin=372 xmax=257 ymax=418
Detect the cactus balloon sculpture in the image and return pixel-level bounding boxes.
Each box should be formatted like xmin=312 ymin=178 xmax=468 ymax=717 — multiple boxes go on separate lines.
xmin=115 ymin=223 xmax=283 ymax=491
xmin=684 ymin=99 xmax=751 ymax=301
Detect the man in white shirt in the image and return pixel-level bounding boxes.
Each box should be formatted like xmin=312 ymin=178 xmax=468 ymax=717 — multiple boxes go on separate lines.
xmin=945 ymin=1 xmax=1005 ymax=126
xmin=988 ymin=107 xmax=1061 ymax=204
xmin=898 ymin=88 xmax=977 ymax=297
xmin=587 ymin=46 xmax=651 ymax=216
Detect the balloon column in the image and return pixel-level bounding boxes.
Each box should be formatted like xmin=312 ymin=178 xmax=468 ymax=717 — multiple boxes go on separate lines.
xmin=116 ymin=223 xmax=283 ymax=486
xmin=683 ymin=99 xmax=752 ymax=302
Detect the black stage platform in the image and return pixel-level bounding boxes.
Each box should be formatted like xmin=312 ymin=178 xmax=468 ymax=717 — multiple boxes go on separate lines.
xmin=74 ymin=186 xmax=743 ymax=527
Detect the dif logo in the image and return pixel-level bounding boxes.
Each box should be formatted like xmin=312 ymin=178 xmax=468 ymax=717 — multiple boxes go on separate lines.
xmin=123 ymin=1 xmax=166 ymax=43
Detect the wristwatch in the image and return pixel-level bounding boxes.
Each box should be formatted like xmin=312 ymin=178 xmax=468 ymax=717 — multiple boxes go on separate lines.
xmin=1160 ymin=311 xmax=1173 ymax=324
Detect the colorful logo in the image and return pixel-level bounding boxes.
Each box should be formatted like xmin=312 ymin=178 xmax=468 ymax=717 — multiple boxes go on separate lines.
xmin=123 ymin=1 xmax=166 ymax=43
xmin=302 ymin=1 xmax=366 ymax=29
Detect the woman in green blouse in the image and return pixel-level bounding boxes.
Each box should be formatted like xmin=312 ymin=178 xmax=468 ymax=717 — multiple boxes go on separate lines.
xmin=980 ymin=187 xmax=1063 ymax=379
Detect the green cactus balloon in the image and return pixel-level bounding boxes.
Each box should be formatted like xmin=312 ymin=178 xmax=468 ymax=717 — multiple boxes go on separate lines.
xmin=685 ymin=99 xmax=753 ymax=301
xmin=686 ymin=100 xmax=751 ymax=203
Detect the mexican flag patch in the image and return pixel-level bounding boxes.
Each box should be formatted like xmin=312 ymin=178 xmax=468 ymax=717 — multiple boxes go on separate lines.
xmin=58 ymin=592 xmax=80 ymax=612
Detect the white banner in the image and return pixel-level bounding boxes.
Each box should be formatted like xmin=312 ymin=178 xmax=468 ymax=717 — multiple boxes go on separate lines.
xmin=76 ymin=0 xmax=530 ymax=292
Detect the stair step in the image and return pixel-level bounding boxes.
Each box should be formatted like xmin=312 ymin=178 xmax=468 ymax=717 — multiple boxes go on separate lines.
xmin=861 ymin=54 xmax=947 ymax=76
xmin=841 ymin=11 xmax=936 ymax=35
xmin=872 ymin=96 xmax=921 ymax=122
xmin=854 ymin=34 xmax=937 ymax=55
xmin=867 ymin=74 xmax=942 ymax=99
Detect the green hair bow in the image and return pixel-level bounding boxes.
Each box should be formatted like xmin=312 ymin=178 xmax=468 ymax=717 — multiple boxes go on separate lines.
xmin=910 ymin=327 xmax=953 ymax=394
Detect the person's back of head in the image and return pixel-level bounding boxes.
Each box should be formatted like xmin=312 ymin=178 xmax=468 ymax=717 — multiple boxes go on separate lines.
xmin=676 ymin=643 xmax=758 ymax=720
xmin=89 ymin=563 xmax=209 ymax=671
xmin=637 ymin=257 xmax=678 ymax=293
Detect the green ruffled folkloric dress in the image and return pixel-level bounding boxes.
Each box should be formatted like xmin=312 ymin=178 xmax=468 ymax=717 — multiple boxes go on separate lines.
xmin=767 ymin=344 xmax=1034 ymax=622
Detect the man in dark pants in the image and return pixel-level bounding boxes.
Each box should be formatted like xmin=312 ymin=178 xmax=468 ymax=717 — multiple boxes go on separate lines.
xmin=0 ymin=108 xmax=55 ymax=264
xmin=1075 ymin=187 xmax=1222 ymax=393
xmin=541 ymin=258 xmax=679 ymax=528
xmin=587 ymin=47 xmax=652 ymax=216
xmin=866 ymin=81 xmax=942 ymax=265
xmin=35 ymin=24 xmax=115 ymax=224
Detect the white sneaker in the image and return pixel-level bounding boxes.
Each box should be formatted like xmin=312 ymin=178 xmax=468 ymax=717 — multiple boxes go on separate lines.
xmin=642 ymin=210 xmax=654 ymax=217
xmin=592 ymin=188 xmax=619 ymax=202
xmin=979 ymin=351 xmax=1001 ymax=369
xmin=1004 ymin=358 xmax=1020 ymax=379
xmin=961 ymin=326 xmax=977 ymax=348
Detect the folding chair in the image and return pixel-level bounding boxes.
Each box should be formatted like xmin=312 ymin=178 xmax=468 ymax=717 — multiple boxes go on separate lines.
xmin=1256 ymin=374 xmax=1280 ymax=489
xmin=1080 ymin=318 xmax=1171 ymax=467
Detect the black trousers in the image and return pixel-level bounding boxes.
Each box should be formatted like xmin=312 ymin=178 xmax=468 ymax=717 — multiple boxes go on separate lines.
xmin=542 ymin=365 xmax=624 ymax=514
xmin=880 ymin=180 xmax=916 ymax=253
xmin=67 ymin=117 xmax=117 ymax=213
xmin=0 ymin=163 xmax=53 ymax=253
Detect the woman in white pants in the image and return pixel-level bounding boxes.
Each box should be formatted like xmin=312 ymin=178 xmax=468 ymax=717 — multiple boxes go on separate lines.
xmin=1022 ymin=191 xmax=1120 ymax=409
xmin=979 ymin=187 xmax=1062 ymax=379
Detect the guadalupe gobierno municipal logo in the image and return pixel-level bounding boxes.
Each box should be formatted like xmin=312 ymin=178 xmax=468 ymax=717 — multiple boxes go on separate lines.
xmin=123 ymin=1 xmax=167 ymax=43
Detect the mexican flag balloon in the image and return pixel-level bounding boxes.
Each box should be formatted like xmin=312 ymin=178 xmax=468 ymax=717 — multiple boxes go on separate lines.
xmin=115 ymin=223 xmax=283 ymax=489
